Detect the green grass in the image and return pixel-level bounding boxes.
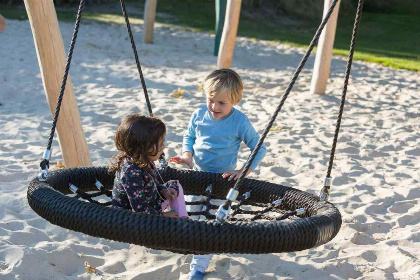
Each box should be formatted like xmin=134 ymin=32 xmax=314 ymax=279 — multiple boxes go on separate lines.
xmin=2 ymin=1 xmax=419 ymax=71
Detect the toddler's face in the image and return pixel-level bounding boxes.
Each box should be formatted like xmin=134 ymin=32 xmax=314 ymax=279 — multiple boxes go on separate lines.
xmin=206 ymin=93 xmax=236 ymax=120
xmin=148 ymin=133 xmax=166 ymax=162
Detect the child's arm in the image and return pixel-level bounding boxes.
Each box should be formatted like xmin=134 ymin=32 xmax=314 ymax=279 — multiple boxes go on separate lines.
xmin=241 ymin=120 xmax=267 ymax=171
xmin=222 ymin=167 xmax=253 ymax=181
xmin=122 ymin=169 xmax=162 ymax=214
xmin=170 ymin=152 xmax=193 ymax=168
xmin=223 ymin=117 xmax=266 ymax=180
xmin=170 ymin=111 xmax=197 ymax=168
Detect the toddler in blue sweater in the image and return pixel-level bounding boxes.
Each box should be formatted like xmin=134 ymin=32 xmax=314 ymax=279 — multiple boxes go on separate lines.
xmin=170 ymin=69 xmax=266 ymax=279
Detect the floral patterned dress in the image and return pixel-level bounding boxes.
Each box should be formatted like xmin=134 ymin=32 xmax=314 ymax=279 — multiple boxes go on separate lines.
xmin=112 ymin=160 xmax=179 ymax=215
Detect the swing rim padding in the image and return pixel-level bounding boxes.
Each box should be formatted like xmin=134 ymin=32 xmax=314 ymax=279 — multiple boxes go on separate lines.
xmin=28 ymin=166 xmax=341 ymax=255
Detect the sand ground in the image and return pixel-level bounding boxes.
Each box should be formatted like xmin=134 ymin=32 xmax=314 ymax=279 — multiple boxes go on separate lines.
xmin=0 ymin=17 xmax=419 ymax=280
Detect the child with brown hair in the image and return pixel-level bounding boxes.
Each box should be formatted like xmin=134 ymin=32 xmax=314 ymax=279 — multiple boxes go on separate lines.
xmin=110 ymin=114 xmax=188 ymax=217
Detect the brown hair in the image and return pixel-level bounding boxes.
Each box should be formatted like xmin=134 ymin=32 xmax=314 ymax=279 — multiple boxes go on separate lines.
xmin=109 ymin=114 xmax=166 ymax=172
xmin=203 ymin=68 xmax=243 ymax=104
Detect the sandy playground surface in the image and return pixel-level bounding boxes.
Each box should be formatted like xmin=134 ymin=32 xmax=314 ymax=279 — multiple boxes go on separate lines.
xmin=0 ymin=16 xmax=419 ymax=280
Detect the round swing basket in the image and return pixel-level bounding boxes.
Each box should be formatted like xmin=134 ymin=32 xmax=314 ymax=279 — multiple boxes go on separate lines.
xmin=28 ymin=166 xmax=341 ymax=255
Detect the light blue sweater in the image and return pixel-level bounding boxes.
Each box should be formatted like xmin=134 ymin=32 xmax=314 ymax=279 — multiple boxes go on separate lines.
xmin=183 ymin=105 xmax=266 ymax=173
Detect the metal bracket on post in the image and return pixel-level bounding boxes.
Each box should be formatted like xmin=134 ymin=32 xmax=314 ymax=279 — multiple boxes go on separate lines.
xmin=215 ymin=188 xmax=239 ymax=223
xmin=319 ymin=176 xmax=332 ymax=201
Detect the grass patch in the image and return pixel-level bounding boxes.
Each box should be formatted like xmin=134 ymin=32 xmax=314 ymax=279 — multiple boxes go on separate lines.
xmin=2 ymin=1 xmax=418 ymax=71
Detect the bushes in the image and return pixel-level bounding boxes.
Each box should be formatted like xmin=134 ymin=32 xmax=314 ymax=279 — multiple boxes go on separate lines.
xmin=0 ymin=0 xmax=115 ymax=5
xmin=241 ymin=0 xmax=417 ymax=21
xmin=277 ymin=0 xmax=356 ymax=21
xmin=361 ymin=0 xmax=395 ymax=13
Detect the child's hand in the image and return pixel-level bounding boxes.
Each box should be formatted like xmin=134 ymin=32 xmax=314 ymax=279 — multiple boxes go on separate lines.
xmin=163 ymin=211 xmax=179 ymax=218
xmin=169 ymin=156 xmax=193 ymax=169
xmin=222 ymin=168 xmax=252 ymax=181
xmin=160 ymin=188 xmax=178 ymax=201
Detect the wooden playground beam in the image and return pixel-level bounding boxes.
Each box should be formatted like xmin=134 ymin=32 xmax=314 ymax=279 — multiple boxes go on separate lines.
xmin=143 ymin=0 xmax=157 ymax=44
xmin=310 ymin=0 xmax=341 ymax=95
xmin=214 ymin=0 xmax=227 ymax=56
xmin=24 ymin=0 xmax=92 ymax=168
xmin=0 ymin=14 xmax=5 ymax=32
xmin=217 ymin=0 xmax=242 ymax=69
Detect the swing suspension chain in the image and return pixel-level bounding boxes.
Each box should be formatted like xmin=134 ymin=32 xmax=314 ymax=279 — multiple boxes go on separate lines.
xmin=120 ymin=0 xmax=153 ymax=117
xmin=326 ymin=0 xmax=364 ymax=178
xmin=320 ymin=0 xmax=364 ymax=200
xmin=120 ymin=0 xmax=170 ymax=165
xmin=46 ymin=0 xmax=85 ymax=151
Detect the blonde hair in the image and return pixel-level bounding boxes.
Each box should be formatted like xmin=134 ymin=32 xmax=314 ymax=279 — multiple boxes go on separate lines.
xmin=203 ymin=69 xmax=243 ymax=104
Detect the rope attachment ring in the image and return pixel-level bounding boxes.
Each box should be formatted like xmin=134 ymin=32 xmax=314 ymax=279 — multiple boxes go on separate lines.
xmin=38 ymin=149 xmax=52 ymax=181
xmin=158 ymin=154 xmax=168 ymax=168
xmin=216 ymin=188 xmax=239 ymax=223
xmin=319 ymin=176 xmax=332 ymax=201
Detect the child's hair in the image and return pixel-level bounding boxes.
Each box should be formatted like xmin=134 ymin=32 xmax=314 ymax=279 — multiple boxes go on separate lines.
xmin=109 ymin=114 xmax=166 ymax=172
xmin=203 ymin=68 xmax=243 ymax=104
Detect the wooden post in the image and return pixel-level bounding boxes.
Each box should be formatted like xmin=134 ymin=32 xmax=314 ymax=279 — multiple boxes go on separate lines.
xmin=310 ymin=0 xmax=341 ymax=95
xmin=0 ymin=14 xmax=5 ymax=32
xmin=217 ymin=0 xmax=242 ymax=69
xmin=143 ymin=0 xmax=157 ymax=44
xmin=214 ymin=0 xmax=227 ymax=56
xmin=24 ymin=0 xmax=92 ymax=168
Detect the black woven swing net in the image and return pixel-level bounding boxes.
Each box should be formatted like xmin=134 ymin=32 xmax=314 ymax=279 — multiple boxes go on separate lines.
xmin=28 ymin=166 xmax=342 ymax=255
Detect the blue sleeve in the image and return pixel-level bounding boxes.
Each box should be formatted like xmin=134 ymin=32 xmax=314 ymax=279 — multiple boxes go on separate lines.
xmin=122 ymin=169 xmax=161 ymax=215
xmin=182 ymin=110 xmax=197 ymax=154
xmin=239 ymin=117 xmax=266 ymax=171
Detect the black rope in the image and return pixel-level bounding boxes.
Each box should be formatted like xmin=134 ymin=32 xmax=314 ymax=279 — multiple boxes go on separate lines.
xmin=326 ymin=0 xmax=364 ymax=178
xmin=95 ymin=182 xmax=113 ymax=198
xmin=230 ymin=192 xmax=250 ymax=216
xmin=71 ymin=185 xmax=292 ymax=222
xmin=120 ymin=0 xmax=153 ymax=117
xmin=274 ymin=210 xmax=300 ymax=221
xmin=231 ymin=0 xmax=340 ymax=195
xmin=120 ymin=0 xmax=169 ymax=162
xmin=45 ymin=0 xmax=86 ymax=152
